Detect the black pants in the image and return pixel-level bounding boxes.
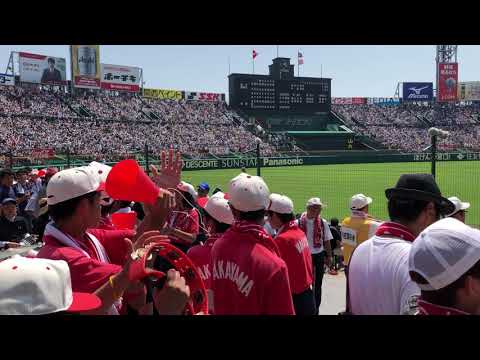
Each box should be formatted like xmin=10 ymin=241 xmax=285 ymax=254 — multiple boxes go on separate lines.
xmin=292 ymin=287 xmax=316 ymax=315
xmin=312 ymin=251 xmax=326 ymax=312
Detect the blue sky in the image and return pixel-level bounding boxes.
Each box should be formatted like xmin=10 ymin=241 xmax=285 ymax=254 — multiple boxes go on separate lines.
xmin=0 ymin=45 xmax=478 ymax=97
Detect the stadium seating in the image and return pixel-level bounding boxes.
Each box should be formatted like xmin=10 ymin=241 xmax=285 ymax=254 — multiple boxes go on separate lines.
xmin=333 ymin=103 xmax=480 ymax=152
xmin=0 ymin=86 xmax=278 ymax=160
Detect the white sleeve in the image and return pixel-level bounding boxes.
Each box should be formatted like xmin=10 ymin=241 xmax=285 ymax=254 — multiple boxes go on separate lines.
xmin=397 ymin=250 xmax=421 ymax=315
xmin=368 ymin=221 xmax=382 ymax=238
xmin=323 ymin=220 xmax=333 ymax=241
xmin=24 ymin=192 xmax=39 ymax=216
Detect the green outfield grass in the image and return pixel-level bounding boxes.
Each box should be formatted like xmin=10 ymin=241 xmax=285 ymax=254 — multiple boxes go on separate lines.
xmin=181 ymin=161 xmax=480 ymax=227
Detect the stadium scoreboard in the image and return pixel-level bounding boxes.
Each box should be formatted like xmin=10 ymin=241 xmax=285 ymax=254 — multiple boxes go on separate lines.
xmin=229 ymin=57 xmax=331 ymax=113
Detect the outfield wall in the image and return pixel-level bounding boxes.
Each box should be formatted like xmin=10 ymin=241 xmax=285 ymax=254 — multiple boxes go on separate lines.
xmin=11 ymin=152 xmax=480 ymax=172
xmin=181 ymin=152 xmax=480 ymax=171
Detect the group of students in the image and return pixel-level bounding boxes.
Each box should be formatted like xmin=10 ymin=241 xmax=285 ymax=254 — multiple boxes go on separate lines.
xmin=1 ymin=150 xmax=479 ymax=316
xmin=0 ymin=148 xmax=343 ymax=315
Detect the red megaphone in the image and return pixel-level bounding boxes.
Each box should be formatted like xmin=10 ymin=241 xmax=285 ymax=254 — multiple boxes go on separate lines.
xmin=111 ymin=212 xmax=137 ymax=230
xmin=106 ymin=159 xmax=159 ymax=204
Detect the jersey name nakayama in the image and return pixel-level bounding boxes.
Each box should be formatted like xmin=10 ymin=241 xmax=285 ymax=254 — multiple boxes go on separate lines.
xmin=212 ymin=260 xmax=254 ymax=297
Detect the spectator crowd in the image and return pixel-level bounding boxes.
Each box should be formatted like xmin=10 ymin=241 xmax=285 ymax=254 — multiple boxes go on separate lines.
xmin=333 ymin=103 xmax=480 ymax=152
xmin=0 ymin=86 xmax=279 ymax=160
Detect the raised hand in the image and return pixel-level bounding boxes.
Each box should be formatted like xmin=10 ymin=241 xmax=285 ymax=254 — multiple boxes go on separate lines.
xmin=150 ymin=148 xmax=183 ymax=190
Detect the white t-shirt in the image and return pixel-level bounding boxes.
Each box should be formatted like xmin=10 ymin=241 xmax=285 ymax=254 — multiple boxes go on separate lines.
xmin=348 ymin=235 xmax=420 ymax=315
xmin=296 ymin=218 xmax=333 ymax=255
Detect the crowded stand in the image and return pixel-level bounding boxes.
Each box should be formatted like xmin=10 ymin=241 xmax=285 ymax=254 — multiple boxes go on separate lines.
xmin=0 ymin=86 xmax=279 ymax=160
xmin=0 ymin=86 xmax=76 ymax=119
xmin=333 ymin=103 xmax=480 ymax=152
xmin=74 ymin=92 xmax=149 ymax=121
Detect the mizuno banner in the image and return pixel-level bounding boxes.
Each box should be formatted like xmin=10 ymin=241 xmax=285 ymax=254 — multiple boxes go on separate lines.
xmin=402 ymin=82 xmax=433 ymax=102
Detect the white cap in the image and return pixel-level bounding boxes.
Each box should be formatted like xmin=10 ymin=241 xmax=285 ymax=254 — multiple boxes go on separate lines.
xmin=0 ymin=257 xmax=101 ymax=315
xmin=447 ymin=196 xmax=470 ymax=216
xmin=228 ymin=173 xmax=270 ymax=212
xmin=409 ymin=217 xmax=480 ymax=291
xmin=306 ymin=197 xmax=324 ymax=207
xmin=350 ymin=194 xmax=373 ymax=210
xmin=268 ymin=193 xmax=294 ymax=214
xmin=205 ymin=191 xmax=234 ymax=225
xmin=177 ymin=181 xmax=198 ymax=200
xmin=47 ymin=166 xmax=104 ymax=205
xmin=89 ymin=161 xmax=112 ymax=183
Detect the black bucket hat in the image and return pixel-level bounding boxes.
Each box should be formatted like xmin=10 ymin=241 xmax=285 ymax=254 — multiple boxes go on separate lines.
xmin=385 ymin=173 xmax=455 ymax=215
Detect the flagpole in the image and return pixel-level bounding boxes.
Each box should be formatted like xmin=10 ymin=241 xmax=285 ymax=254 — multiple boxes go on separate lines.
xmin=297 ymin=50 xmax=299 ymax=77
xmin=277 ymin=45 xmax=279 ymax=58
xmin=321 ymin=64 xmax=323 ymax=78
xmin=228 ymin=56 xmax=231 ymax=75
xmin=252 ymin=49 xmax=255 ymax=74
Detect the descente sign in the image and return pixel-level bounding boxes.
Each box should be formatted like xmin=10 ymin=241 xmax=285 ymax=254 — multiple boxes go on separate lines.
xmin=183 ymin=157 xmax=305 ymax=171
xmin=182 ymin=153 xmax=480 ymax=171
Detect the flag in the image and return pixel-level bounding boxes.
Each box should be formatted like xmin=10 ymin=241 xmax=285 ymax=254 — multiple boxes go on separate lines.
xmin=252 ymin=49 xmax=258 ymax=59
xmin=298 ymin=51 xmax=304 ymax=65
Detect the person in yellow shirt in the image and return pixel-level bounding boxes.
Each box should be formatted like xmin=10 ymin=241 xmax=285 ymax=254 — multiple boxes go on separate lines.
xmin=341 ymin=194 xmax=382 ymax=268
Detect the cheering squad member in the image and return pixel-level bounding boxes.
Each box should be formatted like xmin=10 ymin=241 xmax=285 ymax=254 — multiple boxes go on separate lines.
xmin=187 ymin=191 xmax=234 ymax=313
xmin=268 ymin=193 xmax=315 ymax=315
xmin=210 ymin=173 xmax=295 ymax=315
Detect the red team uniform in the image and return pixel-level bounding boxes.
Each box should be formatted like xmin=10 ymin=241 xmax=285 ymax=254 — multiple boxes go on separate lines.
xmin=210 ymin=221 xmax=295 ymax=315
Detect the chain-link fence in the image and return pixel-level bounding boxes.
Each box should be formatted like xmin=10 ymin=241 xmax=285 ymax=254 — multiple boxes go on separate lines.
xmin=5 ymin=146 xmax=479 ymax=228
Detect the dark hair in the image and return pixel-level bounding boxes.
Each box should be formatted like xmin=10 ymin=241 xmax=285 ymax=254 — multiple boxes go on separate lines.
xmin=330 ymin=218 xmax=339 ymax=227
xmin=212 ymin=187 xmax=222 ymax=195
xmin=49 ymin=191 xmax=98 ymax=222
xmin=101 ymin=203 xmax=113 ymax=217
xmin=273 ymin=212 xmax=295 ymax=224
xmin=204 ymin=211 xmax=230 ymax=233
xmin=410 ymin=259 xmax=480 ymax=308
xmin=0 ymin=169 xmax=14 ymax=179
xmin=180 ymin=191 xmax=195 ymax=210
xmin=48 ymin=58 xmax=55 ymax=64
xmin=117 ymin=200 xmax=131 ymax=208
xmin=388 ymin=198 xmax=441 ymax=223
xmin=238 ymin=208 xmax=266 ymax=222
xmin=357 ymin=205 xmax=368 ymax=212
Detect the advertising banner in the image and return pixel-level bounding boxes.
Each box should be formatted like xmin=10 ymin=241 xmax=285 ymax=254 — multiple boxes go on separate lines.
xmin=332 ymin=98 xmax=366 ymax=105
xmin=143 ymin=88 xmax=184 ymax=100
xmin=332 ymin=98 xmax=352 ymax=104
xmin=351 ymin=97 xmax=367 ymax=104
xmin=0 ymin=73 xmax=14 ymax=86
xmin=100 ymin=64 xmax=141 ymax=92
xmin=31 ymin=149 xmax=55 ymax=159
xmin=458 ymin=81 xmax=480 ymax=101
xmin=185 ymin=91 xmax=225 ymax=102
xmin=438 ymin=63 xmax=458 ymax=102
xmin=71 ymin=45 xmax=101 ymax=89
xmin=368 ymin=97 xmax=401 ymax=106
xmin=19 ymin=52 xmax=67 ymax=85
xmin=402 ymin=82 xmax=433 ymax=101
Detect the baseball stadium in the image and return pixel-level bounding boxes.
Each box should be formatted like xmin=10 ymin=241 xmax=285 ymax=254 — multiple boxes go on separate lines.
xmin=1 ymin=45 xmax=480 ymax=316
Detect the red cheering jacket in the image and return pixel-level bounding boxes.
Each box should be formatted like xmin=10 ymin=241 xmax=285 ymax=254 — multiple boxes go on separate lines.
xmin=210 ymin=220 xmax=295 ymax=315
xmin=187 ymin=234 xmax=221 ymax=290
xmin=273 ymin=221 xmax=313 ymax=295
xmin=37 ymin=228 xmax=134 ymax=293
